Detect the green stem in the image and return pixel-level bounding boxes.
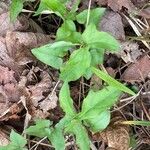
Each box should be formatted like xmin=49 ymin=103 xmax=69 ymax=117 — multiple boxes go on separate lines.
xmin=86 ymin=0 xmax=92 ymax=27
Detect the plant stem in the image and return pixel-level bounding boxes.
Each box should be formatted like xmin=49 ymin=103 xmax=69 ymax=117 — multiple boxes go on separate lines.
xmin=86 ymin=0 xmax=92 ymax=27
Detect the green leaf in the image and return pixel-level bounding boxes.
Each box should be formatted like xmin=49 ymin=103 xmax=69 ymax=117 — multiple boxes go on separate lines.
xmin=84 ymin=110 xmax=110 ymax=132
xmin=60 ymin=48 xmax=91 ymax=81
xmin=65 ymin=121 xmax=90 ymax=150
xmin=90 ymin=49 xmax=104 ymax=66
xmin=92 ymin=67 xmax=135 ymax=95
xmin=82 ymin=24 xmax=120 ymax=51
xmin=10 ymin=0 xmax=23 ymax=22
xmin=0 ymin=130 xmax=27 ymax=150
xmin=59 ymin=82 xmax=76 ymax=116
xmin=26 ymin=119 xmax=52 ymax=138
xmin=83 ymin=68 xmax=93 ymax=80
xmin=42 ymin=0 xmax=67 ymax=17
xmin=129 ymin=135 xmax=137 ymax=149
xmin=48 ymin=127 xmax=65 ymax=150
xmin=48 ymin=116 xmax=72 ymax=150
xmin=56 ymin=20 xmax=82 ymax=43
xmin=76 ymin=8 xmax=106 ymax=26
xmin=79 ymin=86 xmax=122 ymax=120
xmin=31 ymin=41 xmax=74 ymax=69
xmin=10 ymin=130 xmax=27 ymax=148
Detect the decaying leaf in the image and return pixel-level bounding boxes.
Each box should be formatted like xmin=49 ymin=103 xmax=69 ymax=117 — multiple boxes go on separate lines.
xmin=93 ymin=115 xmax=129 ymax=150
xmin=100 ymin=10 xmax=125 ymax=41
xmin=0 ymin=31 xmax=52 ymax=74
xmin=90 ymin=74 xmax=103 ymax=91
xmin=119 ymin=41 xmax=142 ymax=63
xmin=0 ymin=126 xmax=10 ymax=146
xmin=138 ymin=7 xmax=150 ymax=18
xmin=131 ymin=0 xmax=149 ymax=8
xmin=0 ymin=0 xmax=11 ymax=14
xmin=108 ymin=0 xmax=135 ymax=12
xmin=39 ymin=91 xmax=58 ymax=113
xmin=0 ymin=102 xmax=23 ymax=121
xmin=0 ymin=12 xmax=29 ymax=37
xmin=96 ymin=0 xmax=107 ymax=6
xmin=5 ymin=31 xmax=52 ymax=66
xmin=22 ymin=67 xmax=58 ymax=119
xmin=122 ymin=55 xmax=150 ymax=82
xmin=0 ymin=36 xmax=16 ymax=70
xmin=96 ymin=0 xmax=135 ymax=12
xmin=0 ymin=65 xmax=16 ymax=84
xmin=0 ymin=65 xmax=20 ymax=115
xmin=28 ymin=70 xmax=52 ymax=107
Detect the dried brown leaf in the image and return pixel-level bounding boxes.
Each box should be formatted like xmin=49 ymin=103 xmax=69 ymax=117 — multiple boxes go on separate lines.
xmin=108 ymin=0 xmax=135 ymax=12
xmin=122 ymin=55 xmax=150 ymax=82
xmin=96 ymin=0 xmax=135 ymax=12
xmin=96 ymin=0 xmax=108 ymax=6
xmin=0 ymin=65 xmax=21 ymax=116
xmin=119 ymin=42 xmax=142 ymax=63
xmin=93 ymin=116 xmax=129 ymax=150
xmin=28 ymin=70 xmax=52 ymax=107
xmin=0 ymin=36 xmax=16 ymax=70
xmin=5 ymin=31 xmax=52 ymax=66
xmin=0 ymin=12 xmax=29 ymax=37
xmin=0 ymin=127 xmax=10 ymax=146
xmin=39 ymin=91 xmax=58 ymax=113
xmin=100 ymin=10 xmax=125 ymax=40
xmin=131 ymin=0 xmax=149 ymax=8
xmin=31 ymin=109 xmax=50 ymax=120
xmin=138 ymin=7 xmax=150 ymax=18
xmin=0 ymin=0 xmax=11 ymax=14
xmin=0 ymin=102 xmax=23 ymax=121
xmin=0 ymin=65 xmax=16 ymax=84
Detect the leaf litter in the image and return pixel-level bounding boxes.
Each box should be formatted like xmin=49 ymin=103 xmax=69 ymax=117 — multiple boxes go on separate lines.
xmin=0 ymin=0 xmax=150 ymax=150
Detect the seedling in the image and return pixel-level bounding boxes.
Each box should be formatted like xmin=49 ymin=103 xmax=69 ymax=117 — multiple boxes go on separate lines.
xmin=3 ymin=0 xmax=137 ymax=150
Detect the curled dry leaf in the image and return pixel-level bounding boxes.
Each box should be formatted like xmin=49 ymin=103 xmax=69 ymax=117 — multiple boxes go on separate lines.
xmin=39 ymin=91 xmax=58 ymax=113
xmin=93 ymin=115 xmax=129 ymax=150
xmin=100 ymin=10 xmax=125 ymax=41
xmin=122 ymin=55 xmax=150 ymax=83
xmin=22 ymin=67 xmax=58 ymax=119
xmin=28 ymin=70 xmax=52 ymax=107
xmin=0 ymin=65 xmax=58 ymax=121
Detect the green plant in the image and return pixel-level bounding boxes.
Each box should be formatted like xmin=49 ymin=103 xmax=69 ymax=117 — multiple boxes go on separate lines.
xmin=5 ymin=0 xmax=137 ymax=150
xmin=0 ymin=130 xmax=27 ymax=150
xmin=24 ymin=84 xmax=122 ymax=150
